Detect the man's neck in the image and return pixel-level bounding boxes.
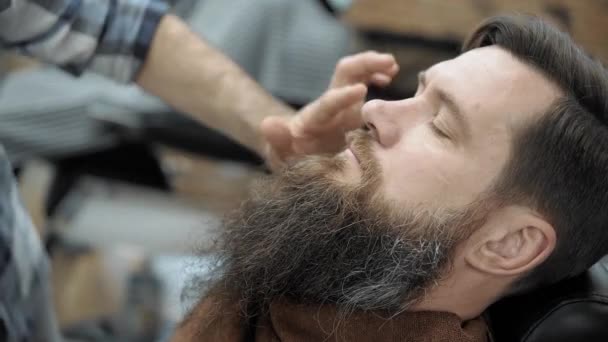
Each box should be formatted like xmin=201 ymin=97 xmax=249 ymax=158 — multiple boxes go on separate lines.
xmin=410 ymin=270 xmax=510 ymax=321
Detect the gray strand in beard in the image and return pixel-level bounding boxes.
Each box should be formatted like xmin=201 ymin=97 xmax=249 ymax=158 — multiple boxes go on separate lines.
xmin=214 ymin=152 xmax=468 ymax=317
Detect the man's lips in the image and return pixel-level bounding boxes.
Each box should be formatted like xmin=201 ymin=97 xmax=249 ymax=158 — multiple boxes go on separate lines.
xmin=344 ymin=129 xmax=372 ymax=167
xmin=346 ymin=146 xmax=361 ymax=165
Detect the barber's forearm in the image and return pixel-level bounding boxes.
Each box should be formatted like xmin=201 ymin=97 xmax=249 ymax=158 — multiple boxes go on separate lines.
xmin=136 ymin=15 xmax=293 ymax=156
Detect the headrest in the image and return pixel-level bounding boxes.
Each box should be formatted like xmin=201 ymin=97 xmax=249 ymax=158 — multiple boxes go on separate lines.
xmin=487 ymin=255 xmax=608 ymax=341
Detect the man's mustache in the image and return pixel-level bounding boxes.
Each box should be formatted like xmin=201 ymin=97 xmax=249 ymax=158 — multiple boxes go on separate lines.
xmin=345 ymin=129 xmax=380 ymax=183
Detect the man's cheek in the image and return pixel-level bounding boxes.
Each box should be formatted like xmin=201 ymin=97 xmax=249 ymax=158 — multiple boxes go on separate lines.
xmin=379 ymin=155 xmax=438 ymax=205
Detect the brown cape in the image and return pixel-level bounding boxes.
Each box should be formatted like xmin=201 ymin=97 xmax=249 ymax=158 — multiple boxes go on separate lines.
xmin=172 ymin=296 xmax=488 ymax=342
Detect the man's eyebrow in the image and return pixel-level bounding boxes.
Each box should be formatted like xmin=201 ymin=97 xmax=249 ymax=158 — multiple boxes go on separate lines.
xmin=418 ymin=70 xmax=471 ymax=139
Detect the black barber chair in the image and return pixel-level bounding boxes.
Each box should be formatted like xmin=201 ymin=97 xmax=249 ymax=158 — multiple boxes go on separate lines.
xmin=488 ymin=254 xmax=608 ymax=341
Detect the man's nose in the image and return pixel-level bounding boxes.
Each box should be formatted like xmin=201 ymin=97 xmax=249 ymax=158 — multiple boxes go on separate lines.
xmin=362 ymin=99 xmax=400 ymax=148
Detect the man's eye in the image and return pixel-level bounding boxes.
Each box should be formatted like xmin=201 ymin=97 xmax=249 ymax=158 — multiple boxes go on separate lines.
xmin=429 ymin=122 xmax=449 ymax=139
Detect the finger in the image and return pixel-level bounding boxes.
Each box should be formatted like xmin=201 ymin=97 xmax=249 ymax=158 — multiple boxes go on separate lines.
xmin=260 ymin=116 xmax=294 ymax=161
xmin=387 ymin=63 xmax=400 ymax=77
xmin=331 ymin=52 xmax=397 ymax=87
xmin=370 ymin=62 xmax=401 ymax=87
xmin=370 ymin=62 xmax=400 ymax=84
xmin=332 ymin=52 xmax=395 ymax=86
xmin=304 ymin=84 xmax=367 ymax=127
xmin=370 ymin=73 xmax=392 ymax=87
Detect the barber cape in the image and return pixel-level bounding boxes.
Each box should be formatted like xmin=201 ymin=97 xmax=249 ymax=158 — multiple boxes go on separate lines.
xmin=174 ymin=296 xmax=488 ymax=342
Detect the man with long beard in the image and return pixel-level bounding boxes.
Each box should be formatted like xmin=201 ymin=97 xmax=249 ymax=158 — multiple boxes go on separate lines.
xmin=173 ymin=14 xmax=608 ymax=342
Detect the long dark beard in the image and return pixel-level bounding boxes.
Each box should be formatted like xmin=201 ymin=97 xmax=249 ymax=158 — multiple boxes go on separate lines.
xmin=211 ymin=130 xmax=480 ymax=319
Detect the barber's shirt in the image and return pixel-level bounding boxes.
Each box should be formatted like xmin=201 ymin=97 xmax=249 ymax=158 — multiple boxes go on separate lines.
xmin=0 ymin=0 xmax=168 ymax=340
xmin=0 ymin=0 xmax=168 ymax=83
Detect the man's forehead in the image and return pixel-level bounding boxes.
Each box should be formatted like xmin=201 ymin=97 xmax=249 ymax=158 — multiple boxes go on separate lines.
xmin=425 ymin=46 xmax=562 ymax=127
xmin=427 ymin=46 xmax=524 ymax=84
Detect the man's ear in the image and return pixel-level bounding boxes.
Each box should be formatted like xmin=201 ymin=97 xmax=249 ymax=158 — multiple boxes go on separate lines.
xmin=465 ymin=206 xmax=556 ymax=277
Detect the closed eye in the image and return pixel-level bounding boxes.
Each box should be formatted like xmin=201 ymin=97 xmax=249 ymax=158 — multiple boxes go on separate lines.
xmin=429 ymin=121 xmax=449 ymax=139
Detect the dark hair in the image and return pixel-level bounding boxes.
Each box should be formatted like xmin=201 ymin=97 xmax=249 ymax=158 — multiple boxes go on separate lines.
xmin=462 ymin=14 xmax=608 ymax=290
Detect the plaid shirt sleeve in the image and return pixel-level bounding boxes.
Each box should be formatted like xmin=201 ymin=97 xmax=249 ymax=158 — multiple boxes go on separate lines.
xmin=0 ymin=0 xmax=169 ymax=83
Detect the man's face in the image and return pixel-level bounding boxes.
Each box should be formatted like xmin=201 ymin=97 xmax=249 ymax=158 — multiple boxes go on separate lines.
xmin=340 ymin=46 xmax=560 ymax=212
xmin=214 ymin=46 xmax=561 ymax=315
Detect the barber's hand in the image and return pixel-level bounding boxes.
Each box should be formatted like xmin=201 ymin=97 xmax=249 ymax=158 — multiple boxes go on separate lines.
xmin=261 ymin=51 xmax=399 ymax=170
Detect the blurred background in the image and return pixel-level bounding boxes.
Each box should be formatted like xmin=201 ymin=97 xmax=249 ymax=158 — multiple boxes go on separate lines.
xmin=1 ymin=0 xmax=606 ymax=340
